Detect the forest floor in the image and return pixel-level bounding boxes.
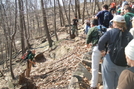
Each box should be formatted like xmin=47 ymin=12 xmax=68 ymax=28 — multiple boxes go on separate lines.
xmin=0 ymin=25 xmax=97 ymax=89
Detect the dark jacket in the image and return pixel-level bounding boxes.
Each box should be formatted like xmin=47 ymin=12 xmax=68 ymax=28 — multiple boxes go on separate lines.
xmin=98 ymin=28 xmax=133 ymax=54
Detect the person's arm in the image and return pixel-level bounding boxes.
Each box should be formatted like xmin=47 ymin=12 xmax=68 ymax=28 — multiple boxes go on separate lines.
xmin=98 ymin=31 xmax=110 ymax=56
xmin=95 ymin=11 xmax=102 ymax=19
xmin=95 ymin=16 xmax=98 ymax=19
xmin=29 ymin=59 xmax=35 ymax=64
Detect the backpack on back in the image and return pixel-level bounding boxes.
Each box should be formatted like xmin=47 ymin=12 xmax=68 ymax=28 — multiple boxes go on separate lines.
xmin=103 ymin=11 xmax=110 ymax=28
xmin=21 ymin=50 xmax=32 ymax=61
xmin=97 ymin=25 xmax=107 ymax=38
xmin=110 ymin=30 xmax=132 ymax=66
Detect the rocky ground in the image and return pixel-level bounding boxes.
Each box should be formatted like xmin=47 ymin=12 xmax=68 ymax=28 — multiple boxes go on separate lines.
xmin=0 ymin=26 xmax=103 ymax=89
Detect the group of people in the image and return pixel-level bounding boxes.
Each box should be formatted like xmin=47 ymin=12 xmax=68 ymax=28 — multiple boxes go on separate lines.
xmin=84 ymin=0 xmax=134 ymax=89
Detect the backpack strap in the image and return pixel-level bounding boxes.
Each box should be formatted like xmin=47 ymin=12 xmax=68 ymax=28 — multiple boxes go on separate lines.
xmin=111 ymin=30 xmax=121 ymax=57
xmin=127 ymin=67 xmax=134 ymax=73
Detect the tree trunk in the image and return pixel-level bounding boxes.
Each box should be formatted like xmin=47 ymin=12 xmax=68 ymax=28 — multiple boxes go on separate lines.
xmin=40 ymin=0 xmax=52 ymax=47
xmin=75 ymin=0 xmax=77 ymax=16
xmin=57 ymin=0 xmax=65 ymax=26
xmin=18 ymin=0 xmax=25 ymax=54
xmin=77 ymin=0 xmax=81 ymax=19
xmin=62 ymin=0 xmax=69 ymax=25
xmin=82 ymin=0 xmax=86 ymax=24
xmin=53 ymin=0 xmax=58 ymax=41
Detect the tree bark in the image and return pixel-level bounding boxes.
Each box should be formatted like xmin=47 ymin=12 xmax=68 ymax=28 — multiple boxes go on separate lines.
xmin=18 ymin=0 xmax=25 ymax=54
xmin=82 ymin=0 xmax=87 ymax=24
xmin=40 ymin=0 xmax=52 ymax=47
xmin=53 ymin=0 xmax=58 ymax=41
xmin=57 ymin=0 xmax=65 ymax=26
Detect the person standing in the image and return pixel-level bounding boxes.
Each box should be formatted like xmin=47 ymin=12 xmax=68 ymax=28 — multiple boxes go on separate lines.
xmin=123 ymin=5 xmax=134 ymax=31
xmin=95 ymin=4 xmax=113 ymax=28
xmin=109 ymin=0 xmax=116 ymax=15
xmin=84 ymin=17 xmax=91 ymax=34
xmin=26 ymin=50 xmax=36 ymax=77
xmin=86 ymin=18 xmax=102 ymax=89
xmin=72 ymin=16 xmax=79 ymax=36
xmin=98 ymin=15 xmax=133 ymax=89
xmin=117 ymin=39 xmax=134 ymax=89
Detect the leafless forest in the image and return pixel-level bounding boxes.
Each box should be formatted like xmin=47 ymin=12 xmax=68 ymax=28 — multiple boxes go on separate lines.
xmin=0 ymin=0 xmax=125 ymax=88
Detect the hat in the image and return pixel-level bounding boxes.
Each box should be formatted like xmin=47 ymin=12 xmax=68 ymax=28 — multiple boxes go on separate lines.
xmin=111 ymin=15 xmax=126 ymax=23
xmin=125 ymin=39 xmax=134 ymax=60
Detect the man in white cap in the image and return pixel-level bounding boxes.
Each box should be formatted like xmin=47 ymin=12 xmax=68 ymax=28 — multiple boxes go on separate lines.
xmin=98 ymin=15 xmax=133 ymax=89
xmin=117 ymin=39 xmax=134 ymax=89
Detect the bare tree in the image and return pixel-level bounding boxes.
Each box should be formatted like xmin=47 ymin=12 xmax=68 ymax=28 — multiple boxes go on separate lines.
xmin=18 ymin=0 xmax=25 ymax=54
xmin=53 ymin=0 xmax=58 ymax=41
xmin=57 ymin=0 xmax=65 ymax=26
xmin=77 ymin=0 xmax=81 ymax=19
xmin=0 ymin=0 xmax=18 ymax=79
xmin=82 ymin=0 xmax=87 ymax=24
xmin=62 ymin=0 xmax=70 ymax=25
xmin=40 ymin=0 xmax=52 ymax=47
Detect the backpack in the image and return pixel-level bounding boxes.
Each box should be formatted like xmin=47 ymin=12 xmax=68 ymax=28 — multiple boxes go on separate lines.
xmin=110 ymin=30 xmax=132 ymax=66
xmin=97 ymin=25 xmax=107 ymax=38
xmin=103 ymin=11 xmax=110 ymax=28
xmin=21 ymin=50 xmax=32 ymax=61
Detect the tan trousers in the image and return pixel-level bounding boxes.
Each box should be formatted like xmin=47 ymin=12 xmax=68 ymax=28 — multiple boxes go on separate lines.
xmin=26 ymin=61 xmax=32 ymax=77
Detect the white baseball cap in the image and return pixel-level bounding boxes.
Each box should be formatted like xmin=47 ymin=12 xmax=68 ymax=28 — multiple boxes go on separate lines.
xmin=111 ymin=15 xmax=126 ymax=23
xmin=125 ymin=39 xmax=134 ymax=60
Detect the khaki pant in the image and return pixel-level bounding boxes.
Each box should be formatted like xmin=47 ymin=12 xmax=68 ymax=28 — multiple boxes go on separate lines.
xmin=26 ymin=61 xmax=32 ymax=77
xmin=72 ymin=25 xmax=78 ymax=36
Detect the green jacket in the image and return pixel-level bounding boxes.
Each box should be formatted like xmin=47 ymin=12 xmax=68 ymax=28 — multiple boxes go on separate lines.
xmin=124 ymin=12 xmax=134 ymax=31
xmin=28 ymin=53 xmax=35 ymax=61
xmin=86 ymin=26 xmax=99 ymax=46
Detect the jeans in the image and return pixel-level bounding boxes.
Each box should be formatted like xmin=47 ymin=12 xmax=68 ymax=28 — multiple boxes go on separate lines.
xmin=90 ymin=46 xmax=102 ymax=87
xmin=102 ymin=54 xmax=126 ymax=89
xmin=84 ymin=25 xmax=90 ymax=34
